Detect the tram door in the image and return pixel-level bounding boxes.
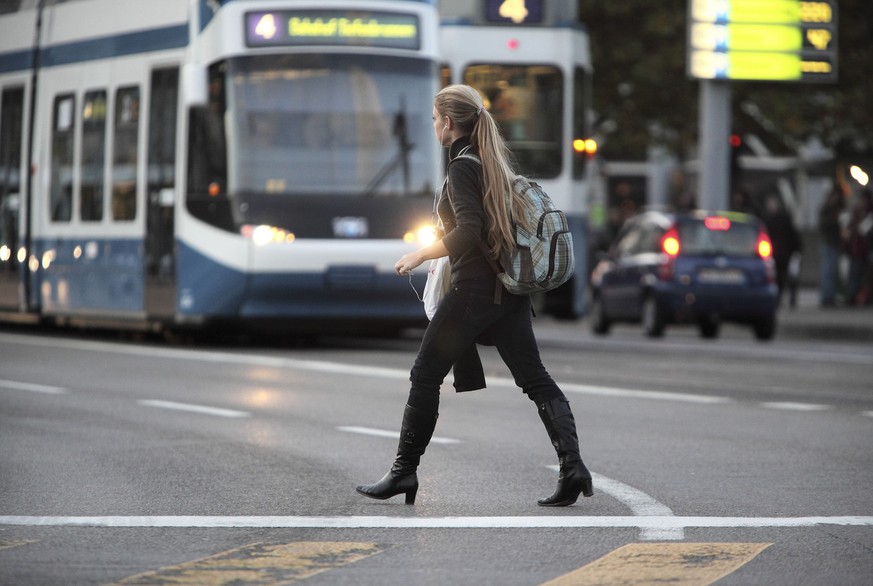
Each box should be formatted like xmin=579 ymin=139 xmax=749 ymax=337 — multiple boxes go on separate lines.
xmin=144 ymin=68 xmax=179 ymax=319
xmin=0 ymin=87 xmax=24 ymax=310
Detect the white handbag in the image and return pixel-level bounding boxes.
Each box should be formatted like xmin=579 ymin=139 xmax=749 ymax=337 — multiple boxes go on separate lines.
xmin=419 ymin=177 xmax=453 ymax=320
xmin=423 ymin=256 xmax=451 ymax=320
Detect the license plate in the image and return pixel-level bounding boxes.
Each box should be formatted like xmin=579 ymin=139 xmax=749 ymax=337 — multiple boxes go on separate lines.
xmin=698 ymin=268 xmax=745 ymax=284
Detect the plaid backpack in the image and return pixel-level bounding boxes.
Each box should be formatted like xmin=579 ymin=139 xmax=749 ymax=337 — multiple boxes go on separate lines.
xmin=450 ymin=152 xmax=575 ymax=297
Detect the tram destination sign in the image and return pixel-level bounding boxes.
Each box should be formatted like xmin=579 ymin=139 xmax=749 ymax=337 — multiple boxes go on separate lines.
xmin=687 ymin=0 xmax=838 ymax=83
xmin=245 ymin=10 xmax=420 ymax=50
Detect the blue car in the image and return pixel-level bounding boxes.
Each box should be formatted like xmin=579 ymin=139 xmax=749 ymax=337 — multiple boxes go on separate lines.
xmin=589 ymin=210 xmax=779 ymax=340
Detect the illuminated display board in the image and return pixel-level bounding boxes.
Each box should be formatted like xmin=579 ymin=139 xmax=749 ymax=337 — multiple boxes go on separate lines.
xmin=687 ymin=0 xmax=837 ymax=83
xmin=484 ymin=0 xmax=544 ymax=25
xmin=245 ymin=10 xmax=420 ymax=50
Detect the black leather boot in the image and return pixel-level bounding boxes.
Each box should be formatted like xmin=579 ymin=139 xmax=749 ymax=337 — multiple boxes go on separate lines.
xmin=356 ymin=404 xmax=438 ymax=505
xmin=537 ymin=397 xmax=593 ymax=506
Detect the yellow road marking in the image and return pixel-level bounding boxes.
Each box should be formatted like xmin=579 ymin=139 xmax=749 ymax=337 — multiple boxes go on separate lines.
xmin=111 ymin=541 xmax=382 ymax=585
xmin=541 ymin=542 xmax=772 ymax=586
xmin=0 ymin=539 xmax=36 ymax=551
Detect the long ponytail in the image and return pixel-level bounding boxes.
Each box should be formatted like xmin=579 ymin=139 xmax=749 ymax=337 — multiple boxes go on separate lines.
xmin=435 ymin=84 xmax=533 ymax=259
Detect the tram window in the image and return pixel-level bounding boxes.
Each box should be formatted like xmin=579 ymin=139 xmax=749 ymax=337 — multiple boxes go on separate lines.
xmin=81 ymin=90 xmax=107 ymax=221
xmin=463 ymin=64 xmax=563 ymax=179
xmin=573 ymin=67 xmax=589 ymax=180
xmin=186 ymin=62 xmax=232 ymax=230
xmin=112 ymin=86 xmax=140 ymax=221
xmin=147 ymin=67 xmax=180 ymax=280
xmin=440 ymin=65 xmax=451 ymax=88
xmin=0 ymin=87 xmax=23 ymax=197
xmin=1 ymin=87 xmax=24 ymax=264
xmin=187 ymin=62 xmax=227 ymax=199
xmin=50 ymin=94 xmax=75 ymax=222
xmin=148 ymin=69 xmax=179 ymax=196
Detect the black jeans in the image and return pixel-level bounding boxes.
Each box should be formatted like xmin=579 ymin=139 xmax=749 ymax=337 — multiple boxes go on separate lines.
xmin=407 ymin=278 xmax=565 ymax=414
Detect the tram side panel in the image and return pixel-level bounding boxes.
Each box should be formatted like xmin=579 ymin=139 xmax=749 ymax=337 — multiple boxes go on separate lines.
xmin=32 ymin=55 xmax=182 ymax=321
xmin=0 ymin=0 xmax=188 ymax=324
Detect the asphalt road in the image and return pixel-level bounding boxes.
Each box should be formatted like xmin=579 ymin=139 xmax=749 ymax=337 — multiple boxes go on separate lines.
xmin=1 ymin=320 xmax=871 ymax=585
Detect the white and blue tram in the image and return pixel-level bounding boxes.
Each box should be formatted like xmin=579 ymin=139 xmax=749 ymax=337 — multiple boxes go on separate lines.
xmin=0 ymin=0 xmax=441 ymax=332
xmin=439 ymin=0 xmax=594 ymax=318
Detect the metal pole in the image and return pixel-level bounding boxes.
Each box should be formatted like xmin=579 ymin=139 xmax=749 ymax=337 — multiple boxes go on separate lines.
xmin=23 ymin=0 xmax=45 ymax=311
xmin=697 ymin=80 xmax=732 ymax=212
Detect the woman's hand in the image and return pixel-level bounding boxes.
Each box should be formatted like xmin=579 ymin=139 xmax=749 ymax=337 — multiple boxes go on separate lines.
xmin=395 ymin=251 xmax=425 ymax=275
xmin=395 ymin=240 xmax=449 ymax=275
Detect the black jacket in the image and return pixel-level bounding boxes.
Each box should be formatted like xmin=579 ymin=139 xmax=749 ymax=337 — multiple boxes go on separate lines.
xmin=438 ymin=137 xmax=495 ymax=285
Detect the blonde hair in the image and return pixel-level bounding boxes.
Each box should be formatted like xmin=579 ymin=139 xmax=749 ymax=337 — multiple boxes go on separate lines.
xmin=435 ymin=84 xmax=532 ymax=259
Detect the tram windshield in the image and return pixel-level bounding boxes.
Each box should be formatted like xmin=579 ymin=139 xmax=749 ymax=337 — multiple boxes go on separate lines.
xmin=464 ymin=64 xmax=563 ymax=179
xmin=226 ymin=54 xmax=438 ymax=198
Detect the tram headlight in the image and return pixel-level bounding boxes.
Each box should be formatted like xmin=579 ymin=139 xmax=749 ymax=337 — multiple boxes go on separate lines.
xmin=241 ymin=224 xmax=296 ymax=246
xmin=404 ymin=224 xmax=437 ymax=247
xmin=252 ymin=225 xmax=276 ymax=247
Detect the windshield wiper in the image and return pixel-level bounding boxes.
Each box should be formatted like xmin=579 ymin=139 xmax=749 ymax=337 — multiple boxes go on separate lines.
xmin=363 ymin=97 xmax=415 ymax=197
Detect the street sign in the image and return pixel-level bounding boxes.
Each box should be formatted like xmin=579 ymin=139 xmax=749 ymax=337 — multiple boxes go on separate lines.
xmin=687 ymin=0 xmax=837 ymax=83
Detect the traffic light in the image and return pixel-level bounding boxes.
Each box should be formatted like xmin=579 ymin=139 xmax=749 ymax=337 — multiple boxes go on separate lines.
xmin=729 ymin=133 xmax=742 ymax=192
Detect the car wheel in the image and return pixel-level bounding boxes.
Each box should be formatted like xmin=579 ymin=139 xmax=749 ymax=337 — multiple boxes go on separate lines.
xmin=753 ymin=315 xmax=776 ymax=341
xmin=642 ymin=295 xmax=665 ymax=337
xmin=699 ymin=316 xmax=720 ymax=339
xmin=589 ymin=295 xmax=611 ymax=335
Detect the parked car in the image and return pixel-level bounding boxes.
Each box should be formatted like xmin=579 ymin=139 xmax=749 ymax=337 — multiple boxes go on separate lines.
xmin=589 ymin=210 xmax=778 ymax=340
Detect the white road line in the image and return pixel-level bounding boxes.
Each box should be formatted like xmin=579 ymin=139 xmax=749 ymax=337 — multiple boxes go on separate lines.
xmin=138 ymin=400 xmax=250 ymax=418
xmin=557 ymin=383 xmax=732 ymax=405
xmin=861 ymin=411 xmax=873 ymax=418
xmin=337 ymin=426 xmax=461 ymax=444
xmin=547 ymin=468 xmax=682 ymax=540
xmin=1 ymin=515 xmax=870 ymax=529
xmin=0 ymin=334 xmax=732 ymax=405
xmin=0 ymin=379 xmax=68 ymax=394
xmin=760 ymin=402 xmax=832 ymax=412
xmin=564 ymin=336 xmax=873 ymax=366
xmin=1 ymin=333 xmax=861 ymax=412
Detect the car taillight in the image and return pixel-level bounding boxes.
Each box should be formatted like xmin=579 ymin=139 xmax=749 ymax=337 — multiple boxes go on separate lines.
xmin=658 ymin=227 xmax=680 ymax=280
xmin=661 ymin=227 xmax=680 ymax=256
xmin=757 ymin=232 xmax=772 ymax=259
xmin=704 ymin=216 xmax=731 ymax=231
xmin=757 ymin=231 xmax=776 ymax=283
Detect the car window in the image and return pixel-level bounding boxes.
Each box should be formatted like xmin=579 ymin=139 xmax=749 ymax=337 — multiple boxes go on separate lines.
xmin=678 ymin=219 xmax=759 ymax=255
xmin=614 ymin=226 xmax=641 ymax=256
xmin=638 ymin=223 xmax=664 ymax=253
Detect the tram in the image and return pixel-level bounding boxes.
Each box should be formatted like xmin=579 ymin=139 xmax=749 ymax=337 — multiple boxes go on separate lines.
xmin=0 ymin=0 xmax=441 ymax=333
xmin=439 ymin=0 xmax=595 ymax=317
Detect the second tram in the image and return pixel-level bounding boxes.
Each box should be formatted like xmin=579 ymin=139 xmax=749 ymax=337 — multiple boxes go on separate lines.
xmin=439 ymin=0 xmax=594 ymax=317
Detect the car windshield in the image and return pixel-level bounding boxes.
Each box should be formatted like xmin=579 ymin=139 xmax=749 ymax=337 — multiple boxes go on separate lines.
xmin=678 ymin=219 xmax=760 ymax=256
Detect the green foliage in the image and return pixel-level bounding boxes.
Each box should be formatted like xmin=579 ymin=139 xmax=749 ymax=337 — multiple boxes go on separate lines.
xmin=579 ymin=0 xmax=873 ymax=161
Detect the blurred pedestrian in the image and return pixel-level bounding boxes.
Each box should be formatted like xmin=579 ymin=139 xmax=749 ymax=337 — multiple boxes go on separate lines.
xmin=817 ymin=189 xmax=844 ymax=306
xmin=355 ymin=85 xmax=593 ymax=507
xmin=763 ymin=193 xmax=802 ymax=308
xmin=731 ymin=186 xmax=761 ymax=218
xmin=675 ymin=189 xmax=697 ymax=213
xmin=844 ymin=189 xmax=873 ymax=305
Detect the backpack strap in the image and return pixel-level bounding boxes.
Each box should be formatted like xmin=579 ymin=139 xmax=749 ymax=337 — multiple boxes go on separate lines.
xmin=477 ymin=241 xmax=504 ymax=305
